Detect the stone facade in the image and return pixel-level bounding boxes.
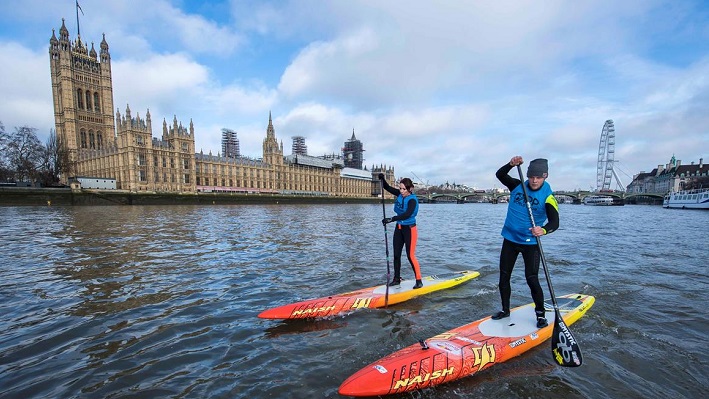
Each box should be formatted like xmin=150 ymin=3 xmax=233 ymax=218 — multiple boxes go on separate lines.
xmin=627 ymin=156 xmax=708 ymax=193
xmin=49 ymin=20 xmax=395 ymax=197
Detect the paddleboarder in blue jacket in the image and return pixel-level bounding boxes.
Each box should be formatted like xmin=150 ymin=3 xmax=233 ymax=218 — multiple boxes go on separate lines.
xmin=379 ymin=174 xmax=424 ymax=289
xmin=492 ymin=156 xmax=559 ymax=328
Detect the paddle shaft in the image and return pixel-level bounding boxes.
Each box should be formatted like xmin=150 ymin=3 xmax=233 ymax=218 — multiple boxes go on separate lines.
xmin=381 ymin=180 xmax=391 ymax=307
xmin=516 ymin=165 xmax=583 ymax=367
xmin=515 ymin=165 xmax=559 ymax=304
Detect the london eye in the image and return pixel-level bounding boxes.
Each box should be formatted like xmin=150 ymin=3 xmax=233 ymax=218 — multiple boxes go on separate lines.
xmin=596 ymin=119 xmax=624 ymax=191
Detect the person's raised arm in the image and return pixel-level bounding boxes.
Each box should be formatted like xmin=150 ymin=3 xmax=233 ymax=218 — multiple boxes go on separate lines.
xmin=379 ymin=173 xmax=399 ymax=196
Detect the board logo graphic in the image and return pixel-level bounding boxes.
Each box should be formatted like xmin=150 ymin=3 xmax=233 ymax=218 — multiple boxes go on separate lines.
xmin=509 ymin=338 xmax=526 ymax=348
xmin=291 ymin=305 xmax=336 ymax=316
xmin=471 ymin=343 xmax=496 ymax=371
xmin=455 ymin=336 xmax=483 ymax=346
xmin=374 ymin=365 xmax=388 ymax=374
xmin=351 ymin=297 xmax=372 ymax=309
xmin=392 ymin=366 xmax=455 ymax=389
xmin=552 ymin=323 xmax=581 ymax=366
xmin=429 ymin=341 xmax=461 ymax=354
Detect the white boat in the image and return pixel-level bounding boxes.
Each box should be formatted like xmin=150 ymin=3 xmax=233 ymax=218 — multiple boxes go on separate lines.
xmin=663 ymin=188 xmax=709 ymax=210
xmin=583 ymin=195 xmax=614 ymax=206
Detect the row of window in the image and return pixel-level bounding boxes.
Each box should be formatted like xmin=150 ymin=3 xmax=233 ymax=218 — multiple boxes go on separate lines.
xmin=77 ymin=89 xmax=101 ymax=112
xmin=134 ymin=154 xmax=191 ymax=170
xmin=80 ymin=130 xmax=103 ymax=150
xmin=136 ymin=170 xmax=192 ymax=185
xmin=194 ymin=177 xmax=371 ymax=192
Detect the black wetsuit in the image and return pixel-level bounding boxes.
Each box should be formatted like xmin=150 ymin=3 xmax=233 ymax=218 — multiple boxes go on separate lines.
xmin=496 ymin=163 xmax=559 ymax=315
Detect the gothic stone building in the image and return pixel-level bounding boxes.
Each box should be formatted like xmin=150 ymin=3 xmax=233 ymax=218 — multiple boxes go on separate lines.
xmin=49 ymin=20 xmax=394 ymax=197
xmin=627 ymin=156 xmax=707 ymax=194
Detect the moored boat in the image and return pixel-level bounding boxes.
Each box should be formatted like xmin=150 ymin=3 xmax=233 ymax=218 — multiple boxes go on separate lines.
xmin=663 ymin=188 xmax=709 ymax=209
xmin=583 ymin=195 xmax=614 ymax=206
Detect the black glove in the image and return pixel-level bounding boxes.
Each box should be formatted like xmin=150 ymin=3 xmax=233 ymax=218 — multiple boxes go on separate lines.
xmin=382 ymin=217 xmax=393 ymax=225
xmin=378 ymin=173 xmax=385 ymax=180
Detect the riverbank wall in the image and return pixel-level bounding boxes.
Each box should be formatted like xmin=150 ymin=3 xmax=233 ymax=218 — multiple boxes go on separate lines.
xmin=0 ymin=188 xmax=383 ymax=206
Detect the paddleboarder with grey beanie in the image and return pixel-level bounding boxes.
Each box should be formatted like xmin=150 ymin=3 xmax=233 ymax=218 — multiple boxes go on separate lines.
xmin=491 ymin=156 xmax=559 ymax=328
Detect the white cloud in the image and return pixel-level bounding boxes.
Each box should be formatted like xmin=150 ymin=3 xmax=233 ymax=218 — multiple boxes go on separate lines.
xmin=0 ymin=42 xmax=54 ymax=135
xmin=1 ymin=0 xmax=707 ymax=191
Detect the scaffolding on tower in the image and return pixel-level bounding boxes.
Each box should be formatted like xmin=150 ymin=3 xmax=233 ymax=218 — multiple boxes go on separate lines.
xmin=221 ymin=128 xmax=240 ymax=158
xmin=291 ymin=136 xmax=307 ymax=155
xmin=343 ymin=129 xmax=364 ymax=169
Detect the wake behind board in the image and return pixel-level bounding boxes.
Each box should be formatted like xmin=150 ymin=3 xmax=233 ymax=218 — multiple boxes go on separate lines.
xmin=257 ymin=270 xmax=480 ymax=320
xmin=339 ymin=293 xmax=595 ymax=397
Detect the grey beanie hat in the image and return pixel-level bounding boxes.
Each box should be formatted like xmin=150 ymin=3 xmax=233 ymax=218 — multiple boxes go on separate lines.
xmin=527 ymin=158 xmax=549 ymax=177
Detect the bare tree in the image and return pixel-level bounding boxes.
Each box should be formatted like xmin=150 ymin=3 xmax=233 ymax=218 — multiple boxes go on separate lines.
xmin=0 ymin=121 xmax=12 ymax=181
xmin=36 ymin=129 xmax=72 ymax=186
xmin=686 ymin=176 xmax=709 ymax=190
xmin=6 ymin=126 xmax=44 ymax=183
xmin=56 ymin=133 xmax=74 ymax=183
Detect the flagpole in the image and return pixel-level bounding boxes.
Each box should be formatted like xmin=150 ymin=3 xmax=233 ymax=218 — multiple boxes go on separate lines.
xmin=76 ymin=1 xmax=81 ymax=37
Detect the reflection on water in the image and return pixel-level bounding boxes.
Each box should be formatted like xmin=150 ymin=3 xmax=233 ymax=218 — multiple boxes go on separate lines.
xmin=0 ymin=204 xmax=707 ymax=398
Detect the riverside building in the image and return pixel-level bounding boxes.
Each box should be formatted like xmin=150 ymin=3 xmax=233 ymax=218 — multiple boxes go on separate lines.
xmin=49 ymin=19 xmax=394 ymax=197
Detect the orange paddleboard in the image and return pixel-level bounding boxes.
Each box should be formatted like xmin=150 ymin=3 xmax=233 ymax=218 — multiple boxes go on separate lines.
xmin=257 ymin=270 xmax=479 ymax=319
xmin=339 ymin=294 xmax=595 ymax=397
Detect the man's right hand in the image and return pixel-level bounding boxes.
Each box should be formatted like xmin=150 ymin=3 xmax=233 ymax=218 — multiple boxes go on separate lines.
xmin=509 ymin=156 xmax=524 ymax=166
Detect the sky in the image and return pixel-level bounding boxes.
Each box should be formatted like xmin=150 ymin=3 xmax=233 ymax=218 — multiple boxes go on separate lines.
xmin=0 ymin=0 xmax=707 ymax=191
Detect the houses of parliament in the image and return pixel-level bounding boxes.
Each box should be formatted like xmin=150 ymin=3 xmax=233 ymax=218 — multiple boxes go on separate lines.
xmin=49 ymin=19 xmax=394 ymax=198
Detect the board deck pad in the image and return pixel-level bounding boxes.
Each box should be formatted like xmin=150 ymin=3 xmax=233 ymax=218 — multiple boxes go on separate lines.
xmin=479 ymin=298 xmax=583 ymax=338
xmin=257 ymin=270 xmax=480 ymax=320
xmin=338 ymin=294 xmax=595 ymax=397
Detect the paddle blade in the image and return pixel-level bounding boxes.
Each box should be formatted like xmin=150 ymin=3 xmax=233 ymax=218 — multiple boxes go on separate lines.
xmin=551 ymin=310 xmax=583 ymax=367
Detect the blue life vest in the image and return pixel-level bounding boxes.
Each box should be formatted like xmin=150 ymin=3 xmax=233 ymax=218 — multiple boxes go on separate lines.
xmin=501 ymin=181 xmax=553 ymax=244
xmin=394 ymin=194 xmax=418 ymax=226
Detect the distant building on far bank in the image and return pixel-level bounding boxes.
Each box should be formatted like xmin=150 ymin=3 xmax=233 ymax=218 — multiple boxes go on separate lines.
xmin=48 ymin=18 xmax=394 ymax=197
xmin=221 ymin=129 xmax=240 ymax=159
xmin=343 ymin=130 xmax=364 ymax=170
xmin=627 ymin=156 xmax=707 ymax=193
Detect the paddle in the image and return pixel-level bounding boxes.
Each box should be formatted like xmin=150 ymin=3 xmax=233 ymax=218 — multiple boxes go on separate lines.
xmin=380 ymin=179 xmax=391 ymax=307
xmin=516 ymin=164 xmax=583 ymax=367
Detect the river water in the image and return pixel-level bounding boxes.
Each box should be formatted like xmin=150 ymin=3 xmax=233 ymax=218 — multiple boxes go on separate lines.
xmin=0 ymin=203 xmax=706 ymax=399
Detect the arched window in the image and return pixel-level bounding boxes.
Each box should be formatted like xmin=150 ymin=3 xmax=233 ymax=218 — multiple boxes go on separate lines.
xmin=77 ymin=89 xmax=84 ymax=109
xmin=85 ymin=91 xmax=92 ymax=111
xmin=97 ymin=131 xmax=103 ymax=150
xmin=89 ymin=130 xmax=95 ymax=149
xmin=94 ymin=92 xmax=100 ymax=112
xmin=80 ymin=129 xmax=87 ymax=148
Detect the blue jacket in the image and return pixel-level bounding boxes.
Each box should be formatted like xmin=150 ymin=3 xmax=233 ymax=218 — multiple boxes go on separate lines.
xmin=502 ymin=181 xmax=554 ymax=244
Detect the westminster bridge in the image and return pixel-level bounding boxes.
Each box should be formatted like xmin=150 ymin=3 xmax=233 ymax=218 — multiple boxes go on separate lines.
xmin=420 ymin=190 xmax=666 ymax=204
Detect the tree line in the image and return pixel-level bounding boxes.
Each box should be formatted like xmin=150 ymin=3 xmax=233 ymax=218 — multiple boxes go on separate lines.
xmin=0 ymin=121 xmax=71 ymax=187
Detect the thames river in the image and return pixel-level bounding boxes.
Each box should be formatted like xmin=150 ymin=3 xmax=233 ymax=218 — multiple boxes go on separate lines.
xmin=0 ymin=203 xmax=706 ymax=398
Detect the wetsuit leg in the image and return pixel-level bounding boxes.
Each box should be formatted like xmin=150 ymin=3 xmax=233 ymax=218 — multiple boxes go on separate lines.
xmin=403 ymin=225 xmax=422 ymax=280
xmin=521 ymin=244 xmax=545 ymax=314
xmin=498 ymin=239 xmax=519 ymax=312
xmin=392 ymin=226 xmax=404 ymax=281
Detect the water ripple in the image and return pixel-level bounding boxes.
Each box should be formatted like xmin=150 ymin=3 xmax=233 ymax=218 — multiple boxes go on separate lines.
xmin=0 ymin=204 xmax=707 ymax=398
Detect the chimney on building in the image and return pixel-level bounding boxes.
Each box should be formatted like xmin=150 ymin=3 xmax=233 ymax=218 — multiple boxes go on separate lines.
xmin=700 ymin=158 xmax=704 ymax=168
